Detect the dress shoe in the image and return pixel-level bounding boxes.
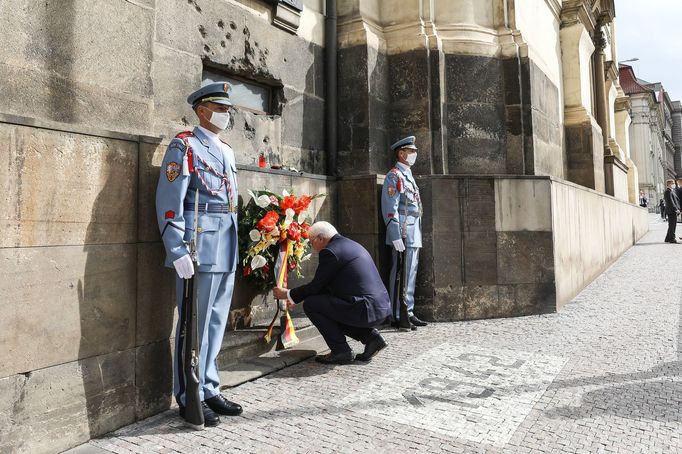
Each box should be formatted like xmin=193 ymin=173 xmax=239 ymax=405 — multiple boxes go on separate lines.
xmin=205 ymin=394 xmax=243 ymax=416
xmin=355 ymin=335 xmax=387 ymax=362
xmin=315 ymin=351 xmax=354 ymax=365
xmin=390 ymin=320 xmax=417 ymax=331
xmin=178 ymin=402 xmax=220 ymax=427
xmin=409 ymin=315 xmax=428 ymax=327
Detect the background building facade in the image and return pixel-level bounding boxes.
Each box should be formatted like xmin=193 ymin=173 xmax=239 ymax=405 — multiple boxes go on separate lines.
xmin=0 ymin=0 xmax=648 ymax=452
xmin=620 ymin=64 xmax=681 ymax=206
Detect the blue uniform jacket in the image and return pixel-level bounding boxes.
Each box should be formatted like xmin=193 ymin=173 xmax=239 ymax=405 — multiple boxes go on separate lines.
xmin=156 ymin=127 xmax=238 ymax=273
xmin=290 ymin=235 xmax=392 ymax=324
xmin=381 ymin=163 xmax=422 ymax=247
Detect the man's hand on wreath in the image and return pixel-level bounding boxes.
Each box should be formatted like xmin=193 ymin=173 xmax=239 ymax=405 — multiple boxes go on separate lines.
xmin=273 ymin=286 xmax=288 ymax=300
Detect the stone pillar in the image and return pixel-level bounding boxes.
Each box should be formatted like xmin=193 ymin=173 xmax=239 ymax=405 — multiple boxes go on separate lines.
xmin=615 ymin=95 xmax=637 ymax=203
xmin=560 ymin=17 xmax=604 ymax=192
xmin=592 ymin=24 xmax=609 ymax=154
xmin=336 ymin=0 xmax=391 ymax=177
xmin=672 ymin=101 xmax=682 ymax=176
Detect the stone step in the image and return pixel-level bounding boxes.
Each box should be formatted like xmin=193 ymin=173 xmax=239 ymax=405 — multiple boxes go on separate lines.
xmin=216 ymin=317 xmax=327 ymax=389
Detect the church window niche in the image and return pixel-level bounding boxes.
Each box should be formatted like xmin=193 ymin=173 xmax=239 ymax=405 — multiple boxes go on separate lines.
xmin=202 ymin=67 xmax=274 ymax=115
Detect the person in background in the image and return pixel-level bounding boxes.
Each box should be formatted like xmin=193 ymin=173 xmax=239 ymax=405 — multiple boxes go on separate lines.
xmin=663 ymin=179 xmax=680 ymax=243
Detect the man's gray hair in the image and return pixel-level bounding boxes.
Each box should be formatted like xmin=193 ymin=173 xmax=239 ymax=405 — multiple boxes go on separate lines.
xmin=309 ymin=221 xmax=338 ymax=240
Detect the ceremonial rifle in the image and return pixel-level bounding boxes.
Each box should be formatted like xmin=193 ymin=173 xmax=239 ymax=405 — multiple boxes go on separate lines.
xmin=179 ymin=190 xmax=204 ymax=430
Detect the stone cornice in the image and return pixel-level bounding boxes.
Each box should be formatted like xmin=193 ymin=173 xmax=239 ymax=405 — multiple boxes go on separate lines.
xmin=604 ymin=60 xmax=618 ymax=82
xmin=604 ymin=153 xmax=629 ymax=172
xmin=615 ymin=95 xmax=631 ymax=112
xmin=595 ymin=0 xmax=616 ymax=24
xmin=561 ymin=0 xmax=596 ymax=32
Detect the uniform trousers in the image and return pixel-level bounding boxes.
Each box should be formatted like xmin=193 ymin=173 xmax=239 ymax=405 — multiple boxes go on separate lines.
xmin=174 ymin=271 xmax=235 ymax=405
xmin=388 ymin=247 xmax=420 ymax=318
xmin=303 ymin=295 xmax=381 ymax=354
xmin=665 ymin=213 xmax=678 ymax=242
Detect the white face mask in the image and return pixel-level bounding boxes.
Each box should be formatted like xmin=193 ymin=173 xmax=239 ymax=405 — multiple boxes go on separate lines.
xmin=208 ymin=110 xmax=230 ymax=130
xmin=405 ymin=153 xmax=417 ymax=166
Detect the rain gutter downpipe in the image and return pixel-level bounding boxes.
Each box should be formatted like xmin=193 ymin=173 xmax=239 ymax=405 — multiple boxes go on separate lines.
xmin=325 ymin=0 xmax=337 ymax=177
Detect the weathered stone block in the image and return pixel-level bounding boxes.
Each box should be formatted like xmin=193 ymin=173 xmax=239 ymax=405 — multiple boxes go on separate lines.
xmin=462 ymin=285 xmax=500 ymax=320
xmin=136 ymin=242 xmax=176 ymax=345
xmin=0 ymin=123 xmax=138 ymax=248
xmin=502 ymin=57 xmax=531 ymax=107
xmin=494 ymin=179 xmax=552 ymax=232
xmin=0 ymin=350 xmax=135 ymax=454
xmin=432 ymin=232 xmax=463 ymax=288
xmin=420 ymin=287 xmax=466 ymax=321
xmin=462 ymin=179 xmax=496 ymax=232
xmin=445 ymin=55 xmax=503 ymax=104
xmin=150 ymin=43 xmax=202 ymax=132
xmin=337 ymin=177 xmax=381 ymax=235
xmin=425 ymin=178 xmax=461 ymax=234
xmin=497 ymin=231 xmax=554 ymax=284
xmin=446 ymin=104 xmax=506 ymax=174
xmin=138 ymin=141 xmax=165 ymax=243
xmin=388 ymin=50 xmax=429 ymax=101
xmin=281 ymin=87 xmax=325 ymax=151
xmin=565 ymin=120 xmax=605 ymax=192
xmin=0 ymin=245 xmax=136 ymax=378
xmin=463 ymin=231 xmax=498 ymax=285
xmin=0 ymin=0 xmax=153 ymax=132
xmin=155 ymin=0 xmax=321 ymax=94
xmin=135 ymin=341 xmax=173 ymax=420
xmin=498 ymin=283 xmax=556 ymax=316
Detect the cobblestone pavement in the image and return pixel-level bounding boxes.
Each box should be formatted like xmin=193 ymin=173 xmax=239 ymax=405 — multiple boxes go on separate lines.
xmin=84 ymin=215 xmax=682 ymax=453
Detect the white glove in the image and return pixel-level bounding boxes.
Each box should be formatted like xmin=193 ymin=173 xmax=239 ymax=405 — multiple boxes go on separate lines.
xmin=392 ymin=239 xmax=406 ymax=252
xmin=173 ymin=254 xmax=195 ymax=279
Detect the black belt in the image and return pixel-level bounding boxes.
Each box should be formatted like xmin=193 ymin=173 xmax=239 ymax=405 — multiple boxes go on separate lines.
xmin=184 ymin=202 xmax=236 ymax=213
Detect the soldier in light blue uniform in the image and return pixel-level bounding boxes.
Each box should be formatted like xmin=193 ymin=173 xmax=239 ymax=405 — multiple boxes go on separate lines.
xmin=381 ymin=136 xmax=428 ymax=330
xmin=156 ymin=82 xmax=243 ymax=427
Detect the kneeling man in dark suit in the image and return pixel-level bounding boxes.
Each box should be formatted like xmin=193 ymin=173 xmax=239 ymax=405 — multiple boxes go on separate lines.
xmin=273 ymin=221 xmax=392 ymax=364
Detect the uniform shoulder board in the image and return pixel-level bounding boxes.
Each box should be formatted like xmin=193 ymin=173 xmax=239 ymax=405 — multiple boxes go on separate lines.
xmin=389 ymin=168 xmax=403 ymax=192
xmin=173 ymin=131 xmax=195 ymax=174
xmin=175 ymin=131 xmax=194 ymax=140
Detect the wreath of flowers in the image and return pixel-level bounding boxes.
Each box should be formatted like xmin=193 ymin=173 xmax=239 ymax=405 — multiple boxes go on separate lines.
xmin=238 ymin=189 xmax=323 ymax=290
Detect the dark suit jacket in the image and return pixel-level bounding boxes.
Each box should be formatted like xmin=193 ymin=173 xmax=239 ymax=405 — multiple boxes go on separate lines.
xmin=290 ymin=234 xmax=392 ymax=324
xmin=664 ymin=187 xmax=680 ymax=215
xmin=675 ymin=187 xmax=682 ymax=210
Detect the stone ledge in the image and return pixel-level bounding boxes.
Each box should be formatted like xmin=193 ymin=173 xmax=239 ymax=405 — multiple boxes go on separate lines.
xmin=217 ymin=316 xmax=319 ymax=369
xmin=220 ymin=333 xmax=327 ymax=389
xmin=0 ymin=113 xmax=161 ymax=144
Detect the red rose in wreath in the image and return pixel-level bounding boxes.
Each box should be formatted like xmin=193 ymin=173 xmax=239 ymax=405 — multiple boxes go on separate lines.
xmin=256 ymin=210 xmax=279 ymax=231
xmin=280 ymin=195 xmax=296 ymax=211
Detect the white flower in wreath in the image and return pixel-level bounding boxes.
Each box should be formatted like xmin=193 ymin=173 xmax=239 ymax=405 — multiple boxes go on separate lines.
xmin=282 ymin=189 xmax=290 ymax=197
xmin=297 ymin=210 xmax=308 ymax=224
xmin=284 ymin=208 xmax=295 ymax=226
xmin=249 ymin=229 xmax=261 ymax=242
xmin=251 ymin=254 xmax=267 ymax=270
xmin=302 ymin=253 xmax=312 ymax=262
xmin=255 ymin=194 xmax=271 ymax=208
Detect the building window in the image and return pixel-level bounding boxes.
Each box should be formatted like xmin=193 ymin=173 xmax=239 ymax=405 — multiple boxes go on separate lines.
xmin=202 ymin=68 xmax=272 ymax=115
